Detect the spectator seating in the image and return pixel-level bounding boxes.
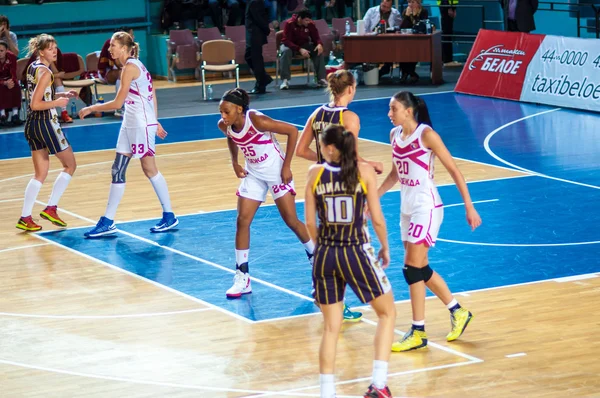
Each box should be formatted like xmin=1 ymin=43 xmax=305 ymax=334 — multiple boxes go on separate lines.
xmin=166 ymin=29 xmax=201 ymax=82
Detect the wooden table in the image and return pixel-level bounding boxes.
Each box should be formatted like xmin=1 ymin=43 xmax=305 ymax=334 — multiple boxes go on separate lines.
xmin=342 ymin=30 xmax=443 ymax=85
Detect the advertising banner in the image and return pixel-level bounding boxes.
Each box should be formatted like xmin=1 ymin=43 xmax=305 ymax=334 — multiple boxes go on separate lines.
xmin=455 ymin=29 xmax=600 ymax=112
xmin=520 ymin=35 xmax=600 ymax=112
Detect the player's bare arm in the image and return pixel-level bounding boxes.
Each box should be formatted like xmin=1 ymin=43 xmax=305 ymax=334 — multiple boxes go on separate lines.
xmin=422 ymin=128 xmax=482 ymax=230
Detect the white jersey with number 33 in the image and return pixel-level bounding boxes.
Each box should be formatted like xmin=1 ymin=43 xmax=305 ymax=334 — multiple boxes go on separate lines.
xmin=123 ymin=58 xmax=157 ymax=128
xmin=226 ymin=109 xmax=286 ymax=181
xmin=391 ymin=123 xmax=443 ymax=215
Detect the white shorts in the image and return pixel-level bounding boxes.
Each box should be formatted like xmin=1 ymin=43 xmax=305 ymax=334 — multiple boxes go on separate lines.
xmin=401 ymin=206 xmax=444 ymax=247
xmin=116 ymin=124 xmax=157 ymax=159
xmin=236 ymin=173 xmax=296 ymax=202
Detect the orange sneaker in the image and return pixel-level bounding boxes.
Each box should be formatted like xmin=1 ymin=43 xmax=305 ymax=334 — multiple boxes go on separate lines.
xmin=61 ymin=110 xmax=73 ymax=123
xmin=16 ymin=216 xmax=42 ymax=232
xmin=40 ymin=205 xmax=67 ymax=227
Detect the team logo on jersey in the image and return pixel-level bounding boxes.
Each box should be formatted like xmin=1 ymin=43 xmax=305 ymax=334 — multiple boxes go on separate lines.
xmin=410 ymin=142 xmax=419 ymax=149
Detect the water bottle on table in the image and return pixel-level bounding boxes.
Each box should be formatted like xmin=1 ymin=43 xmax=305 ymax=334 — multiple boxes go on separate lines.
xmin=70 ymin=100 xmax=76 ymax=118
xmin=345 ymin=20 xmax=351 ymax=36
xmin=425 ymin=19 xmax=432 ymax=34
xmin=94 ymin=96 xmax=104 ymax=117
xmin=328 ymin=51 xmax=336 ymax=66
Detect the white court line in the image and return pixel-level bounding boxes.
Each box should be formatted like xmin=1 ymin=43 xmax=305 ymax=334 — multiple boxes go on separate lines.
xmin=242 ymin=360 xmax=479 ymax=398
xmin=31 ymin=233 xmax=253 ymax=324
xmin=484 ymin=107 xmax=600 ymax=191
xmin=437 ymin=238 xmax=600 ymax=247
xmin=0 ymin=243 xmax=49 ymax=254
xmin=0 ymin=307 xmax=213 ymax=320
xmin=443 ymin=198 xmax=498 ymax=208
xmin=0 ymin=198 xmax=24 ymax=204
xmin=505 ymin=353 xmax=527 ymax=358
xmin=0 ymin=147 xmax=229 ymax=184
xmin=0 ymin=358 xmax=325 ymax=396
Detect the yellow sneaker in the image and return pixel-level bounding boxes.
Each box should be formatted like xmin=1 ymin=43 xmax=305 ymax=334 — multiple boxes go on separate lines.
xmin=446 ymin=307 xmax=474 ymax=342
xmin=391 ymin=328 xmax=428 ymax=352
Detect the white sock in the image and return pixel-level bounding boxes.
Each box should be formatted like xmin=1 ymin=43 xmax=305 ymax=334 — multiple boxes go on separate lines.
xmin=447 ymin=298 xmax=458 ymax=309
xmin=372 ymin=360 xmax=388 ymax=389
xmin=47 ymin=172 xmax=72 ymax=206
xmin=236 ymin=249 xmax=249 ymax=266
xmin=104 ymin=183 xmax=126 ymax=220
xmin=21 ymin=179 xmax=43 ymax=217
xmin=412 ymin=320 xmax=425 ymax=326
xmin=302 ymin=239 xmax=315 ymax=255
xmin=11 ymin=107 xmax=18 ymax=116
xmin=149 ymin=172 xmax=173 ymax=213
xmin=319 ymin=374 xmax=335 ymax=398
xmin=55 ymin=85 xmax=66 ymax=111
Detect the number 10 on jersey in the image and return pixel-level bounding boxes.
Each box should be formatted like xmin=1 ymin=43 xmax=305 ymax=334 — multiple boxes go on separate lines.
xmin=324 ymin=196 xmax=354 ymax=223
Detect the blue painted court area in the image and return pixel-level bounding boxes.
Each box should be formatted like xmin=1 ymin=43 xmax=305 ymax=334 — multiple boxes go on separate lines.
xmin=40 ymin=174 xmax=600 ymax=321
xmin=31 ymin=93 xmax=600 ymax=321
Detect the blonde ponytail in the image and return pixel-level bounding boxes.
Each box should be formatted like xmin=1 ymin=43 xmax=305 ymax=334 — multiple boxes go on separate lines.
xmin=131 ymin=42 xmax=140 ymax=59
xmin=25 ymin=34 xmax=56 ymax=58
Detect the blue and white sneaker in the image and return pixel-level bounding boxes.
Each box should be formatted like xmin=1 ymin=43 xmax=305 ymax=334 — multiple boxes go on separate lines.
xmin=84 ymin=216 xmax=117 ymax=238
xmin=150 ymin=212 xmax=179 ymax=233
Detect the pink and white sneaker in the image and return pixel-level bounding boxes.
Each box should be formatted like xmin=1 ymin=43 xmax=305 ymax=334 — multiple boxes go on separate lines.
xmin=226 ymin=270 xmax=252 ymax=298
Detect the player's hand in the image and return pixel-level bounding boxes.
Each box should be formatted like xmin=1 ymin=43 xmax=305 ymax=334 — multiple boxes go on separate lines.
xmin=78 ymin=106 xmax=92 ymax=119
xmin=233 ymin=163 xmax=248 ymax=178
xmin=281 ymin=165 xmax=293 ymax=185
xmin=54 ymin=97 xmax=69 ymax=109
xmin=378 ymin=247 xmax=390 ymax=269
xmin=363 ymin=204 xmax=372 ymax=220
xmin=67 ymin=90 xmax=78 ymax=98
xmin=156 ymin=122 xmax=168 ymax=139
xmin=371 ymin=161 xmax=384 ymax=175
xmin=316 ymin=44 xmax=324 ymax=56
xmin=466 ymin=206 xmax=481 ymax=231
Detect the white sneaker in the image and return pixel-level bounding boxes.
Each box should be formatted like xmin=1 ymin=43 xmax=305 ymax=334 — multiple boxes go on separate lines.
xmin=226 ymin=270 xmax=252 ymax=298
xmin=280 ymin=79 xmax=289 ymax=90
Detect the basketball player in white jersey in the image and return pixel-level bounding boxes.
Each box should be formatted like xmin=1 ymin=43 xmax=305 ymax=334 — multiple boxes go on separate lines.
xmin=377 ymin=91 xmax=481 ymax=352
xmin=218 ymin=88 xmax=314 ymax=298
xmin=79 ymin=31 xmax=178 ymax=238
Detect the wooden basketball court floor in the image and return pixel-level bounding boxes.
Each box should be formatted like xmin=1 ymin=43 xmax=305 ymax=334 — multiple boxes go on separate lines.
xmin=1 ymin=92 xmax=599 ymax=397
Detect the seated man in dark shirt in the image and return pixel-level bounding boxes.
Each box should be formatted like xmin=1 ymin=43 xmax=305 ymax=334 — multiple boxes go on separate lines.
xmin=279 ymin=8 xmax=326 ymax=90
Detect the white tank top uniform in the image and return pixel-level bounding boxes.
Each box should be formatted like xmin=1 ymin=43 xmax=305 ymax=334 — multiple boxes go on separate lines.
xmin=227 ymin=109 xmax=295 ymax=202
xmin=391 ymin=123 xmax=444 ymax=247
xmin=116 ymin=58 xmax=158 ymax=159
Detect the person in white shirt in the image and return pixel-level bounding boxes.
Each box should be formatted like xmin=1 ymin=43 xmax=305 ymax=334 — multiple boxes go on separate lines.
xmin=362 ymin=0 xmax=402 ymax=77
